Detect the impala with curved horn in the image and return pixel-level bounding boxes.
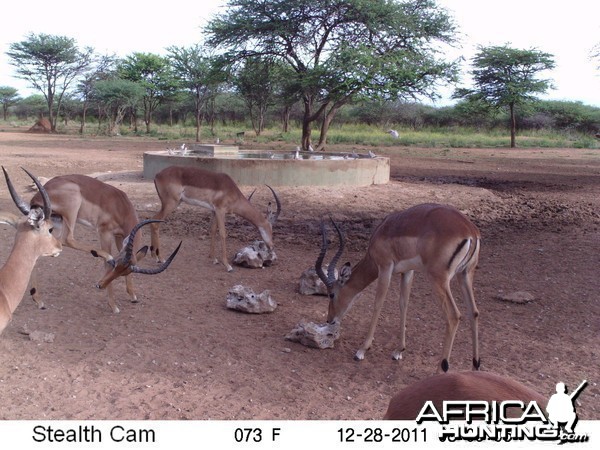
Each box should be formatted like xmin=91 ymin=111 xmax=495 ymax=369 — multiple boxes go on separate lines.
xmin=3 ymin=170 xmax=181 ymax=314
xmin=316 ymin=203 xmax=481 ymax=372
xmin=1 ymin=167 xmax=62 ymax=335
xmin=150 ymin=166 xmax=281 ymax=272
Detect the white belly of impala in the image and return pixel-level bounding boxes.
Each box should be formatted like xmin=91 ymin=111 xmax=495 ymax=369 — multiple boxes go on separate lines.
xmin=393 ymin=255 xmax=424 ymax=273
xmin=181 ymin=194 xmax=215 ymax=211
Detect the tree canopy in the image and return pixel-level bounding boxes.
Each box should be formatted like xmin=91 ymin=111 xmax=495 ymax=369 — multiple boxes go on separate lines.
xmin=454 ymin=44 xmax=555 ymax=147
xmin=118 ymin=52 xmax=179 ymax=133
xmin=205 ymin=0 xmax=459 ymax=150
xmin=0 ymin=86 xmax=21 ymax=121
xmin=6 ymin=33 xmax=93 ymax=131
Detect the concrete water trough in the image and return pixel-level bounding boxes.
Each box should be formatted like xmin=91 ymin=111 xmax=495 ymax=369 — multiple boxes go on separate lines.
xmin=143 ymin=144 xmax=390 ymax=187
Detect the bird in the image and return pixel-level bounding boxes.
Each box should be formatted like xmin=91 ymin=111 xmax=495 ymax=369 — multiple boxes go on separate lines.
xmin=179 ymin=143 xmax=188 ymax=155
xmin=387 ymin=129 xmax=399 ymax=139
xmin=368 ymin=150 xmax=376 ymax=158
xmin=308 ymin=144 xmax=315 ymax=152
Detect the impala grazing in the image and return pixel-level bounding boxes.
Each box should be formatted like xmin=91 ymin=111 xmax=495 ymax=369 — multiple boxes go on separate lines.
xmin=1 ymin=168 xmax=62 ymax=335
xmin=316 ymin=203 xmax=481 ymax=372
xmin=150 ymin=166 xmax=281 ymax=272
xmin=3 ymin=169 xmax=181 ymax=314
xmin=383 ymin=371 xmax=547 ymax=420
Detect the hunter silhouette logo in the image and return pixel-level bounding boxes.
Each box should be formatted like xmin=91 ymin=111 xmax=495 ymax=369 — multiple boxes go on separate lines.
xmin=546 ymin=380 xmax=587 ymax=435
xmin=417 ymin=378 xmax=590 ymax=444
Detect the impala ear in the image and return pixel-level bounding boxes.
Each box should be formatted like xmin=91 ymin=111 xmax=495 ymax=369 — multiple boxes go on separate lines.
xmin=27 ymin=207 xmax=45 ymax=229
xmin=339 ymin=262 xmax=352 ymax=285
xmin=136 ymin=245 xmax=149 ymax=261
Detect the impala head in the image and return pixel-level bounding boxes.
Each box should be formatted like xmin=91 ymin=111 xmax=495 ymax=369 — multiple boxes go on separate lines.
xmin=96 ymin=219 xmax=182 ymax=289
xmin=2 ymin=166 xmax=62 ymax=257
xmin=249 ymin=185 xmax=282 ymax=250
xmin=315 ymin=218 xmax=353 ymax=324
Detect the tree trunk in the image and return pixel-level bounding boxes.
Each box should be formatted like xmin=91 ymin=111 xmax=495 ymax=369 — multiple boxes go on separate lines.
xmin=510 ymin=102 xmax=516 ymax=148
xmin=79 ymin=105 xmax=87 ymax=134
xmin=281 ymin=105 xmax=290 ymax=133
xmin=301 ymin=96 xmax=313 ymax=151
xmin=316 ymin=104 xmax=341 ymax=151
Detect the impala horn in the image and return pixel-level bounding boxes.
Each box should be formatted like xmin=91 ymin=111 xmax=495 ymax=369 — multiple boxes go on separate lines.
xmin=315 ymin=217 xmax=345 ymax=289
xmin=247 ymin=185 xmax=281 ymax=225
xmin=120 ymin=219 xmax=182 ymax=274
xmin=266 ymin=184 xmax=282 ymax=225
xmin=3 ymin=166 xmax=52 ymax=219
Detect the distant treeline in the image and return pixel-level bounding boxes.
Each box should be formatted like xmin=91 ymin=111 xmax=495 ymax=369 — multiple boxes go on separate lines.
xmin=7 ymin=94 xmax=600 ymax=137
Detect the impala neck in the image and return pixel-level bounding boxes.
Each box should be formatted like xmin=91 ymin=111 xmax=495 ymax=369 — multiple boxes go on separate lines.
xmin=0 ymin=231 xmax=40 ymax=314
xmin=232 ymin=199 xmax=272 ymax=243
xmin=347 ymin=255 xmax=379 ymax=292
xmin=336 ymin=255 xmax=379 ymax=318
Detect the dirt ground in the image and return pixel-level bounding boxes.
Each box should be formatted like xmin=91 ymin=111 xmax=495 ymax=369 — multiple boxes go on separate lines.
xmin=0 ymin=129 xmax=598 ymax=420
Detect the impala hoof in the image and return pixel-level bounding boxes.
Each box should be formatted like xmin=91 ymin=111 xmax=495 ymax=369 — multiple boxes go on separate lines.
xmin=354 ymin=350 xmax=365 ymax=361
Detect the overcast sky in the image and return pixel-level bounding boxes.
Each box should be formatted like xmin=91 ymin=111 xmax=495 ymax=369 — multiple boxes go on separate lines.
xmin=1 ymin=0 xmax=599 ymax=106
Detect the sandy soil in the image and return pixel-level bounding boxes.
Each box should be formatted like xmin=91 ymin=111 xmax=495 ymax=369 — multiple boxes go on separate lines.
xmin=0 ymin=129 xmax=598 ymax=420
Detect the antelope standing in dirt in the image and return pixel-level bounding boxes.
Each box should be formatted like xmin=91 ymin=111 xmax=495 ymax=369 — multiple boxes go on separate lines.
xmin=1 ymin=168 xmax=62 ymax=335
xmin=150 ymin=166 xmax=281 ymax=272
xmin=3 ymin=169 xmax=181 ymax=314
xmin=316 ymin=203 xmax=481 ymax=371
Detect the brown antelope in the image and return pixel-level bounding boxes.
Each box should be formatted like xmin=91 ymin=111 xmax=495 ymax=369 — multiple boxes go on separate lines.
xmin=150 ymin=166 xmax=281 ymax=272
xmin=384 ymin=371 xmax=547 ymax=420
xmin=316 ymin=203 xmax=481 ymax=371
xmin=1 ymin=168 xmax=62 ymax=335
xmin=3 ymin=169 xmax=181 ymax=314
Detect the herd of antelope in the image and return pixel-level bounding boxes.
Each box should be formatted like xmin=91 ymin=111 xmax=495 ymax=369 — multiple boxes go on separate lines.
xmin=0 ymin=163 xmax=548 ymax=419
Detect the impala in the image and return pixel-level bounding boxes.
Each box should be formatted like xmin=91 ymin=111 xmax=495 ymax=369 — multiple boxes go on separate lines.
xmin=316 ymin=203 xmax=481 ymax=371
xmin=383 ymin=371 xmax=547 ymax=420
xmin=1 ymin=168 xmax=62 ymax=335
xmin=150 ymin=166 xmax=281 ymax=272
xmin=3 ymin=168 xmax=181 ymax=314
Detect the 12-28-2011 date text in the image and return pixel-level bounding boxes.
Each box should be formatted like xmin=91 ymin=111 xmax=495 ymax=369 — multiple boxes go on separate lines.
xmin=338 ymin=427 xmax=426 ymax=443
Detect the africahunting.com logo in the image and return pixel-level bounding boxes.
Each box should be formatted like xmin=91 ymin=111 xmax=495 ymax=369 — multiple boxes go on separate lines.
xmin=417 ymin=380 xmax=589 ymax=444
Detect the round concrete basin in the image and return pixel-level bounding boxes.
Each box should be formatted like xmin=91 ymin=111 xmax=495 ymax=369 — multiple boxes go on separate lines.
xmin=143 ymin=148 xmax=390 ymax=187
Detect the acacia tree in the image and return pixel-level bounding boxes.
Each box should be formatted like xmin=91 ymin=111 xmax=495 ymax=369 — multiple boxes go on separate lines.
xmin=6 ymin=33 xmax=94 ymax=131
xmin=118 ymin=53 xmax=179 ymax=133
xmin=0 ymin=86 xmax=21 ymax=120
xmin=234 ymin=57 xmax=285 ymax=136
xmin=92 ymin=79 xmax=145 ymax=135
xmin=205 ymin=0 xmax=459 ymax=150
xmin=454 ymin=45 xmax=555 ymax=148
xmin=76 ymin=54 xmax=118 ymax=134
xmin=167 ymin=45 xmax=224 ymax=141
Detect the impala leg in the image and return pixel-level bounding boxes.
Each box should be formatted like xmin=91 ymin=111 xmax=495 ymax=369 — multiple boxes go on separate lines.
xmin=355 ymin=264 xmax=393 ymax=361
xmin=149 ymin=221 xmax=164 ymax=263
xmin=64 ymin=234 xmax=113 ymax=261
xmin=215 ymin=210 xmax=233 ymax=272
xmin=104 ymin=274 xmax=119 ymax=313
xmin=457 ymin=268 xmax=480 ymax=370
xmin=208 ymin=213 xmax=219 ymax=265
xmin=28 ymin=266 xmax=45 ymax=309
xmin=392 ymin=270 xmax=414 ymax=360
xmin=99 ymin=233 xmax=120 ymax=313
xmin=434 ymin=278 xmax=461 ymax=372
